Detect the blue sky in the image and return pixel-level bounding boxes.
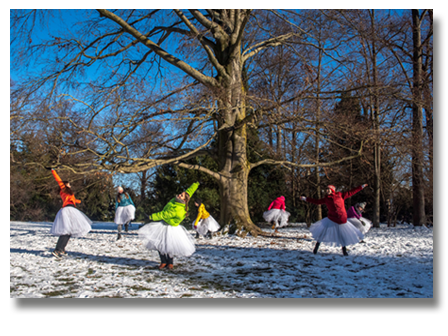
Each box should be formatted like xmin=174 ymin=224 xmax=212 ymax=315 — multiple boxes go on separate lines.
xmin=8 ymin=8 xmax=435 ymax=192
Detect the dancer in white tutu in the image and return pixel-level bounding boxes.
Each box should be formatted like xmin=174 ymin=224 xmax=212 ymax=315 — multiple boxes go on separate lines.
xmin=263 ymin=196 xmax=290 ymax=233
xmin=346 ymin=202 xmax=372 ymax=242
xmin=300 ymin=184 xmax=367 ymax=256
xmin=193 ymin=198 xmax=220 ymax=238
xmin=50 ymin=169 xmax=92 ymax=258
xmin=114 ymin=186 xmax=135 ymax=240
xmin=139 ymin=182 xmax=199 ymax=269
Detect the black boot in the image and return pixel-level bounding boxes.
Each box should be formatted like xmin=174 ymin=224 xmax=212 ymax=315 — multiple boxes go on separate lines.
xmin=124 ymin=223 xmax=129 ymax=232
xmin=313 ymin=242 xmax=320 ymax=254
xmin=342 ymin=246 xmax=348 ymax=256
xmin=195 ymin=232 xmax=200 ymax=239
xmin=117 ymin=233 xmax=122 ymax=240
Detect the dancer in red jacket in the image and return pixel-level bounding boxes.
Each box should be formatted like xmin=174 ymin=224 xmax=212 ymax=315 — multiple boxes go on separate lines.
xmin=300 ymin=184 xmax=367 ymax=256
xmin=263 ymin=196 xmax=290 ymax=233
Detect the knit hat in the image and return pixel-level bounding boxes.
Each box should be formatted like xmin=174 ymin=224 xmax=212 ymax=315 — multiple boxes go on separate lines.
xmin=117 ymin=186 xmax=123 ymax=192
xmin=358 ymin=202 xmax=366 ymax=210
xmin=327 ymin=185 xmax=336 ymax=193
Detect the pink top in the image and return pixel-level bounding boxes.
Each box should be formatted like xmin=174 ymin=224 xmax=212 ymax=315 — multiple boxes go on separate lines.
xmin=268 ymin=196 xmax=286 ymax=211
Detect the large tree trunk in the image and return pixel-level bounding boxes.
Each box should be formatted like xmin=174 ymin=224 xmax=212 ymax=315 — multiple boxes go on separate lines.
xmin=215 ymin=49 xmax=263 ymax=237
xmin=219 ymin=168 xmax=261 ymax=236
xmin=411 ymin=9 xmax=426 ymax=226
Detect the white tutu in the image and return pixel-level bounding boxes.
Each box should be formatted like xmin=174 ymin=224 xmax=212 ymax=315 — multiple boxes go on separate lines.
xmin=309 ymin=217 xmax=364 ymax=247
xmin=263 ymin=209 xmax=290 ymax=228
xmin=114 ymin=204 xmax=136 ymax=224
xmin=50 ymin=206 xmax=92 ymax=237
xmin=138 ymin=221 xmax=195 ymax=258
xmin=347 ymin=217 xmax=372 ymax=235
xmin=193 ymin=216 xmax=220 ymax=236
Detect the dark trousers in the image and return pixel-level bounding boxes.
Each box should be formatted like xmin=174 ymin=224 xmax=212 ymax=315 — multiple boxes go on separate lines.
xmin=117 ymin=221 xmax=131 ymax=233
xmin=158 ymin=251 xmax=173 ymax=265
xmin=55 ymin=234 xmax=71 ymax=252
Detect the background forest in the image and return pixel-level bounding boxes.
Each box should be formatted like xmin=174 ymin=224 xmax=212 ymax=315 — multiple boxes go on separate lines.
xmin=10 ymin=9 xmax=432 ymax=231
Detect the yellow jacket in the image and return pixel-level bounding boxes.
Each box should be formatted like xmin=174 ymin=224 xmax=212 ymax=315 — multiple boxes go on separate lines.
xmin=194 ymin=204 xmax=210 ymax=226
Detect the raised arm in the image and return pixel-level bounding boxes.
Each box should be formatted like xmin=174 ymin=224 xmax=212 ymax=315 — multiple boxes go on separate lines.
xmin=342 ymin=184 xmax=367 ymax=200
xmin=185 ymin=182 xmax=200 ymax=197
xmin=51 ymin=169 xmax=65 ymax=189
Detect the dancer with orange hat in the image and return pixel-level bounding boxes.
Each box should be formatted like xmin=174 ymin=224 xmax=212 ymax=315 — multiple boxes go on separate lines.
xmin=300 ymin=184 xmax=367 ymax=256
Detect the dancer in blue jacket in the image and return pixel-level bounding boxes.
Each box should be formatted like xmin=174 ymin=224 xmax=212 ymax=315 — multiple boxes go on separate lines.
xmin=114 ymin=186 xmax=136 ymax=240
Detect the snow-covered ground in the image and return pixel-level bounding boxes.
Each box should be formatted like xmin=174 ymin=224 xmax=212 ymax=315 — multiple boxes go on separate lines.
xmin=10 ymin=221 xmax=433 ymax=298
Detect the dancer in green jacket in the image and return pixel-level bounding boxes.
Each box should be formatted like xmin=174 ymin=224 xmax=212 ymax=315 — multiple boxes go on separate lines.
xmin=138 ymin=182 xmax=199 ymax=269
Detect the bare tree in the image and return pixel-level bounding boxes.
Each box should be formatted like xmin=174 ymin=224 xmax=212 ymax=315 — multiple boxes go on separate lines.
xmin=11 ymin=9 xmax=367 ymax=235
xmin=411 ymin=9 xmax=430 ymax=226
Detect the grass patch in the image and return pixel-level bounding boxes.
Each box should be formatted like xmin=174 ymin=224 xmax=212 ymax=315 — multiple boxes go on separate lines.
xmin=43 ymin=289 xmax=70 ymax=297
xmin=128 ymin=285 xmax=152 ymax=291
xmin=58 ymin=277 xmax=75 ymax=282
xmin=126 ymin=266 xmax=140 ymax=271
xmin=15 ymin=283 xmax=37 ymax=288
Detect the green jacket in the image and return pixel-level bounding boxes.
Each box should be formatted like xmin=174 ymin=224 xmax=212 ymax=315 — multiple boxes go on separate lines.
xmin=150 ymin=182 xmax=199 ymax=226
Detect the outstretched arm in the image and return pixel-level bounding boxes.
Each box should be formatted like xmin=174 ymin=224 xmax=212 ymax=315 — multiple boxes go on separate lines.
xmin=300 ymin=196 xmax=326 ymax=205
xmin=342 ymin=184 xmax=367 ymax=200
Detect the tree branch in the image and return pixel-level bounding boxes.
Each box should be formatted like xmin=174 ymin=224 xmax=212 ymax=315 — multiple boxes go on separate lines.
xmin=243 ymin=33 xmax=299 ymax=62
xmin=173 ymin=9 xmax=229 ymax=79
xmin=96 ymin=9 xmax=219 ymax=88
xmin=250 ymin=142 xmax=364 ymax=171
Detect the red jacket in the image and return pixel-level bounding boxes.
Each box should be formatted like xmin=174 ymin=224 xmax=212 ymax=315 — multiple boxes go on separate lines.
xmin=268 ymin=196 xmax=286 ymax=211
xmin=305 ymin=185 xmax=363 ymax=224
xmin=52 ymin=170 xmax=81 ymax=208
